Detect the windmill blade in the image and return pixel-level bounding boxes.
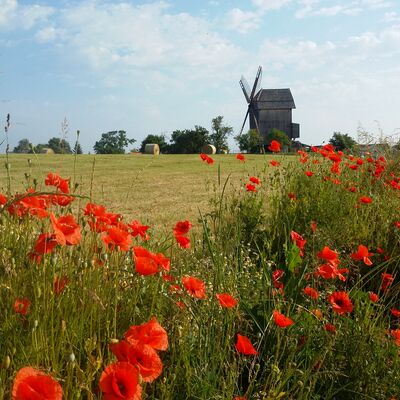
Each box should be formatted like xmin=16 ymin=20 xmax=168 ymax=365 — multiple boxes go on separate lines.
xmin=255 ymin=67 xmax=262 ymax=98
xmin=249 ymin=66 xmax=262 ymax=101
xmin=239 ymin=108 xmax=250 ymax=136
xmin=239 ymin=76 xmax=251 ymax=104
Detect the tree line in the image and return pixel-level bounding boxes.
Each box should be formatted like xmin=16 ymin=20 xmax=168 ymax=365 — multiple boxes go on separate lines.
xmin=12 ymin=117 xmax=361 ymax=155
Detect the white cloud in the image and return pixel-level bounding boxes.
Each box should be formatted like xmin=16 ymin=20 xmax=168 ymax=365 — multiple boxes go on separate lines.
xmin=225 ymin=8 xmax=261 ymax=34
xmin=383 ymin=11 xmax=400 ymax=22
xmin=0 ymin=0 xmax=53 ymax=30
xmin=251 ymin=0 xmax=292 ymax=11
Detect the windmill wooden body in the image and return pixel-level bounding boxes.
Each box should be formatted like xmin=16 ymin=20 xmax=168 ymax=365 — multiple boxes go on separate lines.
xmin=239 ymin=66 xmax=300 ymax=147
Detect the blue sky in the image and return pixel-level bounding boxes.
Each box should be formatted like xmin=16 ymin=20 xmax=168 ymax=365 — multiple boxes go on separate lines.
xmin=1 ymin=0 xmax=399 ymax=152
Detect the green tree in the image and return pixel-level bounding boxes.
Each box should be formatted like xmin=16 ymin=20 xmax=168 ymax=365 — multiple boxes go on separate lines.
xmin=13 ymin=139 xmax=32 ymax=153
xmin=48 ymin=137 xmax=72 ymax=154
xmin=265 ymin=128 xmax=291 ymax=151
xmin=93 ymin=131 xmax=135 ymax=154
xmin=140 ymin=134 xmax=169 ymax=153
xmin=235 ymin=129 xmax=263 ymax=153
xmin=73 ymin=142 xmax=83 ymax=154
xmin=210 ymin=116 xmax=233 ymax=153
xmin=169 ymin=126 xmax=210 ymax=154
xmin=329 ymin=132 xmax=357 ymax=152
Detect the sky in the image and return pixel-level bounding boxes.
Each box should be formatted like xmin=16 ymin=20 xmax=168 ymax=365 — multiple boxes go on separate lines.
xmin=0 ymin=0 xmax=399 ymax=152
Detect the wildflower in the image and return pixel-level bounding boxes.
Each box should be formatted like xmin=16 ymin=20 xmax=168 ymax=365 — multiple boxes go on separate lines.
xmin=53 ymin=275 xmax=69 ymax=295
xmin=268 ymin=140 xmax=281 ymax=153
xmin=359 ymin=196 xmax=372 ymax=204
xmin=125 ymin=317 xmax=168 ymax=351
xmin=270 ymin=160 xmax=280 ymax=167
xmin=133 ymin=247 xmax=168 ymax=276
xmin=236 ymin=153 xmax=245 ymax=162
xmin=200 ymin=153 xmax=214 ymax=164
xmin=391 ymin=329 xmax=400 ymax=346
xmin=102 ymin=227 xmax=131 ymax=252
xmin=311 ymin=221 xmax=317 ymax=234
xmin=312 ymin=309 xmax=323 ymax=320
xmin=317 ymin=246 xmax=339 ymax=265
xmin=14 ymin=298 xmax=30 ymax=315
xmin=246 ymin=183 xmax=257 ymax=192
xmin=328 ymin=291 xmax=353 ymax=315
xmin=249 ymin=176 xmax=260 ymax=185
xmin=235 ymin=334 xmax=258 ymax=355
xmin=272 ymin=269 xmax=284 ymax=290
xmin=33 ymin=233 xmax=58 ymax=255
xmin=368 ymin=292 xmax=379 ymax=302
xmin=303 ymin=286 xmax=319 ymax=299
xmin=390 ymin=308 xmax=400 ymax=318
xmin=381 ymin=272 xmax=394 ymax=291
xmin=175 ymin=235 xmax=191 ymax=249
xmin=173 ymin=220 xmax=192 ymax=236
xmin=324 ymin=323 xmax=336 ymax=333
xmin=349 ymin=186 xmax=357 ymax=192
xmin=291 ymin=230 xmax=306 ymax=256
xmin=99 ymin=362 xmax=142 ymax=400
xmin=12 ymin=366 xmax=63 ymax=400
xmin=45 ymin=172 xmax=70 ymax=194
xmin=182 ymin=276 xmax=206 ymax=299
xmin=273 ymin=310 xmax=294 ymax=328
xmin=216 ymin=293 xmax=238 ymax=308
xmin=128 ymin=220 xmax=150 ymax=240
xmin=0 ymin=193 xmax=7 ymax=205
xmin=126 ymin=340 xmax=163 ymax=383
xmin=50 ymin=213 xmax=81 ymax=246
xmin=315 ymin=263 xmax=348 ymax=281
xmin=288 ymin=192 xmax=296 ymax=200
xmin=351 ymin=245 xmax=373 ymax=266
xmin=305 ymin=171 xmax=314 ymax=177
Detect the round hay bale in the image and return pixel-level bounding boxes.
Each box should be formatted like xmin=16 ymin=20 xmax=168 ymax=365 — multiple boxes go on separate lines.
xmin=40 ymin=147 xmax=55 ymax=154
xmin=201 ymin=144 xmax=216 ymax=155
xmin=144 ymin=144 xmax=160 ymax=155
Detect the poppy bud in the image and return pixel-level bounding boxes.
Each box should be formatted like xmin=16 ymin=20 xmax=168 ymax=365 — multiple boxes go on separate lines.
xmin=2 ymin=355 xmax=10 ymax=369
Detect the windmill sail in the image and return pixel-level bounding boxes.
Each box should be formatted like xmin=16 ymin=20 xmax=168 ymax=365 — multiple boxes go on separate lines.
xmin=239 ymin=76 xmax=251 ymax=104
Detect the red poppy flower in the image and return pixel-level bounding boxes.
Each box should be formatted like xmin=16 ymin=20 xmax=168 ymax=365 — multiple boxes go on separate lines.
xmin=368 ymin=292 xmax=379 ymax=302
xmin=394 ymin=221 xmax=400 ymax=229
xmin=53 ymin=275 xmax=69 ymax=295
xmin=175 ymin=235 xmax=191 ymax=249
xmin=381 ymin=272 xmax=394 ymax=291
xmin=391 ymin=329 xmax=400 ymax=346
xmin=317 ymin=246 xmax=339 ymax=265
xmin=324 ymin=323 xmax=336 ymax=333
xmin=50 ymin=194 xmax=74 ymax=207
xmin=390 ymin=308 xmax=400 ymax=318
xmin=14 ymin=298 xmax=31 ymax=315
xmin=125 ymin=317 xmax=168 ymax=351
xmin=268 ymin=140 xmax=281 ymax=153
xmin=315 ymin=264 xmax=348 ymax=281
xmin=133 ymin=247 xmax=169 ymax=276
xmin=200 ymin=153 xmax=214 ymax=164
xmin=182 ymin=276 xmax=206 ymax=299
xmin=303 ymin=286 xmax=319 ymax=299
xmin=288 ymin=192 xmax=296 ymax=200
xmin=270 ymin=160 xmax=280 ymax=167
xmin=216 ymin=293 xmax=238 ymax=308
xmin=246 ymin=183 xmax=257 ymax=192
xmin=45 ymin=172 xmax=70 ymax=194
xmin=291 ymin=231 xmax=306 ymax=256
xmin=311 ymin=221 xmax=317 ymax=233
xmin=328 ymin=291 xmax=353 ymax=315
xmin=348 ymin=164 xmax=358 ymax=171
xmin=128 ymin=220 xmax=150 ymax=240
xmin=236 ymin=153 xmax=245 ymax=162
xmin=359 ymin=196 xmax=372 ymax=204
xmin=351 ymin=245 xmax=373 ymax=266
xmin=356 ymin=157 xmax=364 ymax=165
xmin=99 ymin=362 xmax=142 ymax=400
xmin=50 ymin=213 xmax=81 ymax=246
xmin=83 ymin=202 xmax=106 ymax=217
xmin=249 ymin=176 xmax=260 ymax=185
xmin=349 ymin=186 xmax=357 ymax=192
xmin=235 ymin=334 xmax=258 ymax=355
xmin=330 ymin=161 xmax=341 ymax=175
xmin=102 ymin=227 xmax=132 ymax=252
xmin=126 ymin=340 xmax=163 ymax=383
xmin=234 ymin=396 xmax=247 ymax=400
xmin=305 ymin=171 xmax=314 ymax=177
xmin=33 ymin=233 xmax=58 ymax=255
xmin=173 ymin=220 xmax=192 ymax=236
xmin=272 ymin=269 xmax=284 ymax=290
xmin=0 ymin=193 xmax=7 ymax=205
xmin=312 ymin=309 xmax=323 ymax=320
xmin=12 ymin=366 xmax=63 ymax=400
xmin=273 ymin=310 xmax=294 ymax=328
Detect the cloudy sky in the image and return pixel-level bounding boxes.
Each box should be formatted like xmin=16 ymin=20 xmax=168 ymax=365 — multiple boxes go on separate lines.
xmin=1 ymin=0 xmax=399 ymax=152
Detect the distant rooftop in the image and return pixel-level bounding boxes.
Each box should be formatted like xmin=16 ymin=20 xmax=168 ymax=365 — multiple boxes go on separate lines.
xmin=256 ymin=89 xmax=296 ymax=109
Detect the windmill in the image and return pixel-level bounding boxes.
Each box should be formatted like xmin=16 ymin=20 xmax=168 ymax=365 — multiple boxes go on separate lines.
xmin=239 ymin=65 xmax=262 ymax=137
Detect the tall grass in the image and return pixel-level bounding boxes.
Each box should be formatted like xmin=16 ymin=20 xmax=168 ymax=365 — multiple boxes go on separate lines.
xmin=0 ymin=149 xmax=399 ymax=399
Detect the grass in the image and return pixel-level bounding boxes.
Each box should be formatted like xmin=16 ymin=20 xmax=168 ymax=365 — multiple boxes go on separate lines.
xmin=0 ymin=153 xmax=285 ymax=232
xmin=0 ymin=150 xmax=399 ymax=399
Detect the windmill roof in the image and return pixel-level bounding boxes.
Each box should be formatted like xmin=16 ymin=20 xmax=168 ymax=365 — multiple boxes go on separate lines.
xmin=256 ymin=89 xmax=296 ymax=109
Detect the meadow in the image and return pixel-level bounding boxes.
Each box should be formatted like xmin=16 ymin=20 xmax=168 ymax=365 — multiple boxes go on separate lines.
xmin=0 ymin=148 xmax=399 ymax=399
